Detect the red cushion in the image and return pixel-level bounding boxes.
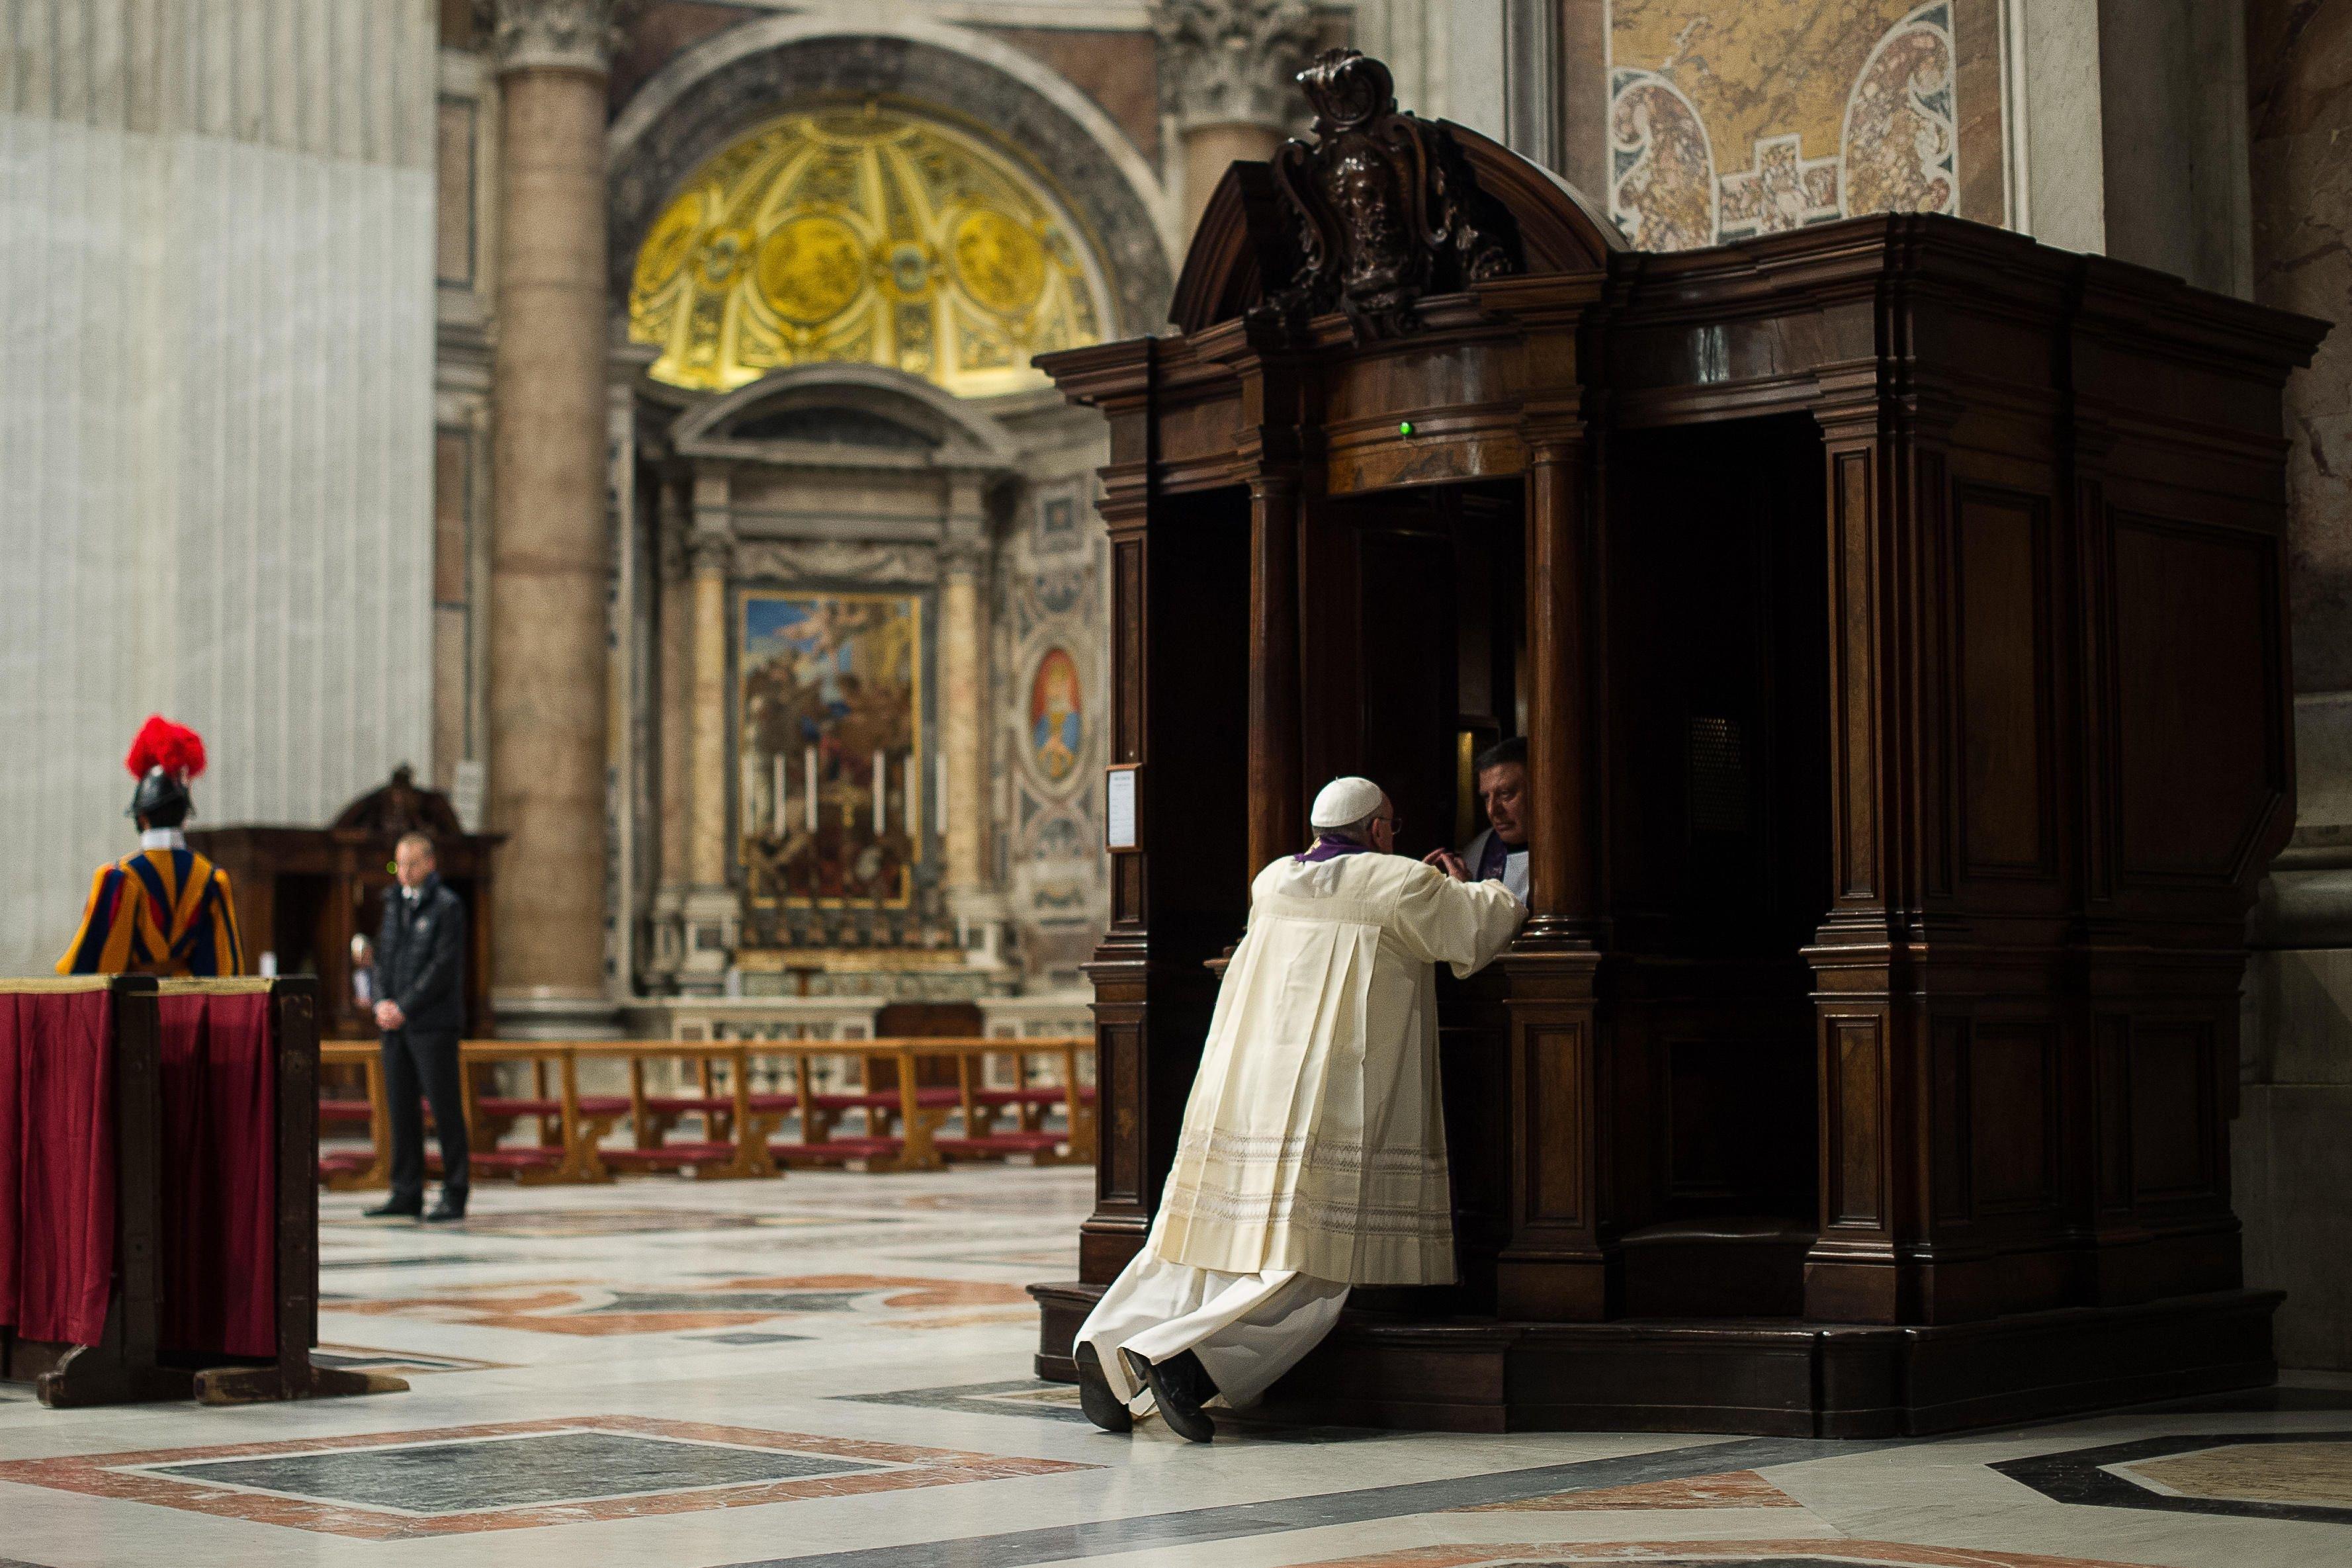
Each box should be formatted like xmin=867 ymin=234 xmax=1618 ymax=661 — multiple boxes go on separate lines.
xmin=771 ymin=1135 xmax=900 ymax=1161
xmin=746 ymin=1092 xmax=800 ymax=1111
xmin=476 ymin=1096 xmax=559 ymax=1116
xmin=937 ymin=1131 xmax=1063 ymax=1156
xmin=643 ymin=1095 xmax=737 ymax=1114
xmin=317 ymin=1151 xmax=374 ymax=1174
xmin=318 ymin=1100 xmax=372 ymax=1121
xmin=602 ymin=1142 xmax=736 ymax=1168
xmin=811 ymin=1092 xmax=896 ymax=1111
xmin=469 ymin=1149 xmax=563 ymax=1172
xmin=579 ymin=1095 xmax=631 ymax=1116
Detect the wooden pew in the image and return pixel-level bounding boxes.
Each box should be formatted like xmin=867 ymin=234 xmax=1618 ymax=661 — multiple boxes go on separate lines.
xmin=568 ymin=1041 xmax=770 ymax=1180
xmin=317 ymin=1041 xmax=390 ymax=1190
xmin=460 ymin=1041 xmax=611 ymax=1184
xmin=894 ymin=1039 xmax=1096 ymax=1165
xmin=311 ymin=1035 xmax=1096 ymax=1185
xmin=2 ymin=977 xmax=400 ymax=1407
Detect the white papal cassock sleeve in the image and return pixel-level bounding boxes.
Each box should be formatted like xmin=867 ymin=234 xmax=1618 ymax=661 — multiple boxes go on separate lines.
xmin=1389 ymin=863 xmax=1526 ymax=979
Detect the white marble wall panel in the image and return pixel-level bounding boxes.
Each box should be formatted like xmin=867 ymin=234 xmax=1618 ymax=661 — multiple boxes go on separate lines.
xmin=0 ymin=0 xmax=436 ymax=973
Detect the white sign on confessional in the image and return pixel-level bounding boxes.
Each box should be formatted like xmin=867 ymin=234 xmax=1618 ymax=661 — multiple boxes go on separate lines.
xmin=1106 ymin=765 xmax=1139 ymax=851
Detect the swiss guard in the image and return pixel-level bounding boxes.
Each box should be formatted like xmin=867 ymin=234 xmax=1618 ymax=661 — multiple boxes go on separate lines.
xmin=57 ymin=716 xmax=244 ymax=977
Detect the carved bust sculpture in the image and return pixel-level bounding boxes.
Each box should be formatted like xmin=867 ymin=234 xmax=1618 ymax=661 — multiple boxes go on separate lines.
xmin=1266 ymin=49 xmax=1522 ymax=339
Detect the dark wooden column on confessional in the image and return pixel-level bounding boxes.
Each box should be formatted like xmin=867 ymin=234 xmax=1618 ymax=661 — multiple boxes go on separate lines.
xmin=1497 ymin=404 xmax=1614 ymax=1322
xmin=1027 ymin=46 xmax=2326 ymax=1434
xmin=1248 ymin=474 xmax=1305 ymax=867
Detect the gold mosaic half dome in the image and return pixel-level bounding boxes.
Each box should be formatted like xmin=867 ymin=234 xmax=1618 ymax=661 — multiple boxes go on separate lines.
xmin=629 ymin=103 xmax=1110 ymax=397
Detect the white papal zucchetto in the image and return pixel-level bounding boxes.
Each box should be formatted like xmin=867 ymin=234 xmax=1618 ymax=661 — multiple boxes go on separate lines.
xmin=1309 ymin=775 xmax=1385 ymax=830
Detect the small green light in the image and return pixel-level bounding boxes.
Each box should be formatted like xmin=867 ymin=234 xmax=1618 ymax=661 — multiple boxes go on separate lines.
xmin=1399 ymin=420 xmax=1415 ymax=437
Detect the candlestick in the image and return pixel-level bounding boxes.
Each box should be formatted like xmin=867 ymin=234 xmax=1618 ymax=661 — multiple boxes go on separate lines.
xmin=935 ymin=754 xmax=947 ymax=836
xmin=805 ymin=746 xmax=819 ymax=833
xmin=772 ymin=752 xmax=785 ymax=838
xmin=908 ymin=747 xmax=922 ymax=844
xmin=873 ymin=749 xmax=887 ymax=834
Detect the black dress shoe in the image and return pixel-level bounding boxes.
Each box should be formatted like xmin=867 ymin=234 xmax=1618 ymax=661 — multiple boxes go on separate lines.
xmin=1122 ymin=1346 xmax=1216 ymax=1443
xmin=1074 ymin=1342 xmax=1133 ymax=1433
xmin=423 ymin=1200 xmax=466 ymax=1223
xmin=362 ymin=1200 xmax=422 ymax=1219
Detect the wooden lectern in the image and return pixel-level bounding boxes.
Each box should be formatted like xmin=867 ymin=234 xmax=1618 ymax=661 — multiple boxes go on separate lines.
xmin=1027 ymin=49 xmax=2330 ymax=1436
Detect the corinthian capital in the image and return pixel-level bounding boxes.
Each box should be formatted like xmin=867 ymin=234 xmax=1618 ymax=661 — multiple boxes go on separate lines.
xmin=475 ymin=0 xmax=632 ymax=75
xmin=1153 ymin=0 xmax=1319 ymax=132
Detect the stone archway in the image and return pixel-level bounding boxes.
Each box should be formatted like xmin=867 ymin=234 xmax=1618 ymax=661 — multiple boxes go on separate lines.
xmin=608 ymin=18 xmax=1179 ymax=339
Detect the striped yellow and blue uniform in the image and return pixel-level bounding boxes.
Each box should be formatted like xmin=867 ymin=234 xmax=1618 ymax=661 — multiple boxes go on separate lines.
xmin=56 ymin=848 xmax=244 ymax=977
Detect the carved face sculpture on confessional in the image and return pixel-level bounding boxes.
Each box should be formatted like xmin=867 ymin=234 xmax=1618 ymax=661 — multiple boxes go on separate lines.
xmin=1328 ymin=148 xmax=1411 ymax=294
xmin=1029 ymin=648 xmax=1083 ymax=784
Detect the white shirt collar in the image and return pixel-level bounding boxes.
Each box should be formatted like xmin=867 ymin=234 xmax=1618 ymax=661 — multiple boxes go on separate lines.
xmin=138 ymin=826 xmax=187 ymax=851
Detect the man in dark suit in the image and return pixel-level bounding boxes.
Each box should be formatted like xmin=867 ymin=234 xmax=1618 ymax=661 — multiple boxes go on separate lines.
xmin=365 ymin=831 xmax=469 ymax=1222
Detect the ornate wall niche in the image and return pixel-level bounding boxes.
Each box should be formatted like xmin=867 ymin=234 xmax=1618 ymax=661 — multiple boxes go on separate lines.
xmin=609 ymin=23 xmax=1176 ymax=340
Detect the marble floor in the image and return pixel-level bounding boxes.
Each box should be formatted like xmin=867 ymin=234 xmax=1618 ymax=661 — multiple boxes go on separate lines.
xmin=2 ymin=1168 xmax=2348 ymax=1567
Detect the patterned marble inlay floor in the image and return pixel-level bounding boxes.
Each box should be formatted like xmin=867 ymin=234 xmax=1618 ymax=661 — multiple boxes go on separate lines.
xmin=0 ymin=1168 xmax=2347 ymax=1568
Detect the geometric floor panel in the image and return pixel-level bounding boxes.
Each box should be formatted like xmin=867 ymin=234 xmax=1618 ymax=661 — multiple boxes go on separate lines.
xmin=0 ymin=1416 xmax=1095 ymax=1539
xmin=1992 ymin=1430 xmax=2352 ymax=1525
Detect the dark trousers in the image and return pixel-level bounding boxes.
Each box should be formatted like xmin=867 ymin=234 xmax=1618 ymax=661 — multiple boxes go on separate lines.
xmin=382 ymin=1027 xmax=468 ymax=1208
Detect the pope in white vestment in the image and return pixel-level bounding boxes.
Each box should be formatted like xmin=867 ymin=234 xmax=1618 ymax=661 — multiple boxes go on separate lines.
xmin=1075 ymin=776 xmax=1525 ymax=1439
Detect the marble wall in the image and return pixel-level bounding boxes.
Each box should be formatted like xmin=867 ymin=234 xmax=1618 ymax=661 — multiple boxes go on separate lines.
xmin=2240 ymin=0 xmax=2352 ymax=1372
xmin=0 ymin=0 xmax=439 ymax=974
xmin=992 ymin=453 xmax=1112 ymax=986
xmin=1594 ymin=0 xmax=2004 ymax=249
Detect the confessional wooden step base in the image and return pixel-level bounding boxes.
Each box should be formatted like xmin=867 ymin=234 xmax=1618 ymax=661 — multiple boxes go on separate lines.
xmin=1029 ymin=1283 xmax=2280 ymax=1438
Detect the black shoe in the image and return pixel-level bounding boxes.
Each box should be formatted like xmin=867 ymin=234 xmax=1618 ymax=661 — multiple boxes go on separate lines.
xmin=1074 ymin=1342 xmax=1132 ymax=1433
xmin=423 ymin=1199 xmax=466 ymax=1223
xmin=1122 ymin=1346 xmax=1215 ymax=1443
xmin=362 ymin=1199 xmax=422 ymax=1219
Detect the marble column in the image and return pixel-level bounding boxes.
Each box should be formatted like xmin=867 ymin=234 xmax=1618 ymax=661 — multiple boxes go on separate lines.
xmin=649 ymin=473 xmax=692 ymax=987
xmin=930 ymin=487 xmax=998 ymax=973
xmin=1152 ymin=1 xmax=1318 ymax=238
xmin=482 ymin=0 xmax=624 ymax=1034
xmin=679 ymin=473 xmax=737 ymax=991
xmin=2240 ymin=0 xmax=2352 ymax=1372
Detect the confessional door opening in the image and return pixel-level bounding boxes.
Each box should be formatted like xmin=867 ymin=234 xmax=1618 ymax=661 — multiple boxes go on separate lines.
xmin=1305 ymin=481 xmax=1525 ymax=1315
xmin=1303 ymin=482 xmax=1524 ymax=862
xmin=1602 ymin=412 xmax=1831 ymax=1317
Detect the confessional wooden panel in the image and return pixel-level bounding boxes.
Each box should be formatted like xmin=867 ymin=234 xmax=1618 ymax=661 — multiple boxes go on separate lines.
xmin=1079 ymin=479 xmax=1252 ymax=1280
xmin=1034 ymin=47 xmax=2326 ymax=1434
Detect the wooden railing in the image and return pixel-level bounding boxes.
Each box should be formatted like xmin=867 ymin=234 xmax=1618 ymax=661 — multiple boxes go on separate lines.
xmin=317 ymin=1036 xmax=1095 ymax=1188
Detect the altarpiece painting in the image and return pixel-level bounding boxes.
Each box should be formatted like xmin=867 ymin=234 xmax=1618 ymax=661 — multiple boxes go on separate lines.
xmin=738 ymin=591 xmax=922 ymax=910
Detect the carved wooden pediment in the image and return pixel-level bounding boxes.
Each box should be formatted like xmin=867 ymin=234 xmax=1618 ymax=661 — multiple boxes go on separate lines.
xmin=1264 ymin=49 xmax=1524 ymax=339
xmin=331 ymin=765 xmax=463 ymax=840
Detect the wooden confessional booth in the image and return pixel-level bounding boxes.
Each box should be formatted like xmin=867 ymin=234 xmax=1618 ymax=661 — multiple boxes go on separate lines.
xmin=1028 ymin=50 xmax=2329 ymax=1436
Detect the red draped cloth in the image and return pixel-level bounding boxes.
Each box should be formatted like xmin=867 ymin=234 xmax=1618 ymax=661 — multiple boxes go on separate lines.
xmin=157 ymin=988 xmax=277 ymax=1358
xmin=0 ymin=985 xmax=118 ymax=1346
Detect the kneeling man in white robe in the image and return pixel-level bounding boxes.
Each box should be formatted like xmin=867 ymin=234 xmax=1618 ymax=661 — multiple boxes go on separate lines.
xmin=1074 ymin=775 xmax=1526 ymax=1440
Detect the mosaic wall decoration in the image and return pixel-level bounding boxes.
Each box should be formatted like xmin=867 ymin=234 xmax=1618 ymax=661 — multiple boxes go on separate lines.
xmin=1606 ymin=0 xmax=1989 ymax=250
xmin=1028 ymin=647 xmax=1085 ymax=788
xmin=629 ymin=105 xmax=1108 ymax=397
xmin=738 ymin=592 xmax=922 ymax=908
xmin=997 ymin=480 xmax=1108 ymax=977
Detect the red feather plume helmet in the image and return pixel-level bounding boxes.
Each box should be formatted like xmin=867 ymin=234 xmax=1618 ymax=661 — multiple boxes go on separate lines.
xmin=124 ymin=715 xmax=206 ymax=820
